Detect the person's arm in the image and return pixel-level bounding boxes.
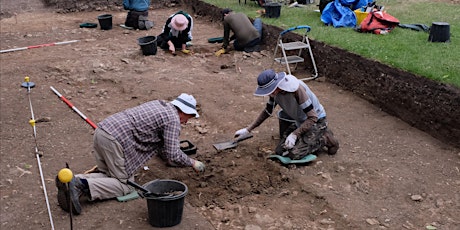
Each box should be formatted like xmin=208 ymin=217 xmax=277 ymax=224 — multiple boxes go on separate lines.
xmin=292 ymin=110 xmax=318 ymax=136
xmin=291 ymin=88 xmax=318 ymax=136
xmin=161 ymin=116 xmax=204 ymax=172
xmin=161 ymin=17 xmax=172 ymax=38
xmin=162 ymin=121 xmax=193 ymax=167
xmin=160 ymin=17 xmax=175 ymax=52
xmin=222 ymin=21 xmax=231 ymax=49
xmin=187 ymin=16 xmax=193 ymax=41
xmin=247 ymin=97 xmax=275 ymax=132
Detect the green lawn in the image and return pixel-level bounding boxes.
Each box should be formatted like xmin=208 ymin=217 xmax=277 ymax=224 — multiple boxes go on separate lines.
xmin=201 ymin=0 xmax=459 ymax=87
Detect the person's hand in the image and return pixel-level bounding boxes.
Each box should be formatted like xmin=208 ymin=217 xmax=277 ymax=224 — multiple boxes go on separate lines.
xmin=181 ymin=49 xmax=191 ymax=54
xmin=192 ymin=160 xmax=205 ymax=173
xmin=284 ymin=133 xmax=297 ymax=149
xmin=234 ymin=128 xmax=250 ymax=138
xmin=215 ymin=48 xmax=226 ymax=57
xmin=169 ymin=44 xmax=175 ymax=54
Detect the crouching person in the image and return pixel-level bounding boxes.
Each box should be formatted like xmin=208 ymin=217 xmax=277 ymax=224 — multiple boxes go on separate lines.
xmin=56 ymin=93 xmax=205 ymax=214
xmin=234 ymin=70 xmax=339 ymax=160
xmin=123 ymin=0 xmax=153 ymax=30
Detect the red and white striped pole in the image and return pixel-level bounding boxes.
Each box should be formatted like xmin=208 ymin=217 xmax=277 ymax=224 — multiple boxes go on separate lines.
xmin=0 ymin=40 xmax=80 ymax=54
xmin=50 ymin=86 xmax=98 ymax=130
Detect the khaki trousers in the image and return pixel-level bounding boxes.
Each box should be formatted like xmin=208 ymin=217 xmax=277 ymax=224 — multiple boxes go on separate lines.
xmin=76 ymin=128 xmax=133 ymax=200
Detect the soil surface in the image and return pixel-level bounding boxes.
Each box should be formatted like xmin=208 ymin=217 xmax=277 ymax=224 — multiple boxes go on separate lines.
xmin=1 ymin=1 xmax=459 ymax=230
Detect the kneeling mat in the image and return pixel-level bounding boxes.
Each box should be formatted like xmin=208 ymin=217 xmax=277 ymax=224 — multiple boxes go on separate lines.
xmin=208 ymin=37 xmax=224 ymax=43
xmin=117 ymin=191 xmax=139 ymax=202
xmin=268 ymin=154 xmax=317 ymax=164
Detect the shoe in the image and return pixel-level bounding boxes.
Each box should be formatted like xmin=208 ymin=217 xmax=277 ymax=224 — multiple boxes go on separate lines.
xmin=119 ymin=24 xmax=134 ymax=30
xmin=145 ymin=21 xmax=154 ymax=30
xmin=288 ymin=2 xmax=298 ymax=8
xmin=56 ymin=176 xmax=82 ymax=215
xmin=323 ymin=128 xmax=339 ymax=155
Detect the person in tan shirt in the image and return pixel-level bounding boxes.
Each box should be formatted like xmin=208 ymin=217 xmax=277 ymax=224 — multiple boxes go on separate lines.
xmin=215 ymin=8 xmax=262 ymax=55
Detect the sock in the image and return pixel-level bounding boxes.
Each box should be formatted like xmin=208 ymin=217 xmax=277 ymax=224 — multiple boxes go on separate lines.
xmin=80 ymin=178 xmax=89 ymax=189
xmin=79 ymin=178 xmax=91 ymax=198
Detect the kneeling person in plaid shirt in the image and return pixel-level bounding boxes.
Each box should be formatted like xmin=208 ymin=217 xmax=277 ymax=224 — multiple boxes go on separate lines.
xmin=56 ymin=93 xmax=205 ymax=215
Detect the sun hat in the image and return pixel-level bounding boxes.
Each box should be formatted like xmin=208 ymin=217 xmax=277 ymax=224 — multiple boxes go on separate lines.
xmin=277 ymin=74 xmax=300 ymax=92
xmin=254 ymin=69 xmax=286 ymax=96
xmin=170 ymin=14 xmax=188 ymax=31
xmin=171 ymin=93 xmax=199 ymax=118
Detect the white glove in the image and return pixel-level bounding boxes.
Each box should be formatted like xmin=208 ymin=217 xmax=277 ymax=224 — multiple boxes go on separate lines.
xmin=192 ymin=160 xmax=205 ymax=173
xmin=284 ymin=133 xmax=297 ymax=149
xmin=234 ymin=128 xmax=250 ymax=138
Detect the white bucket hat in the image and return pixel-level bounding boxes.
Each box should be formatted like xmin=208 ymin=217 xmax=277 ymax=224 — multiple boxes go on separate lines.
xmin=171 ymin=93 xmax=199 ymax=118
xmin=277 ymin=74 xmax=300 ymax=92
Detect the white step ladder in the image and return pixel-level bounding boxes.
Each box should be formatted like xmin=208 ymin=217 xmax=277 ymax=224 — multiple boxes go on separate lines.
xmin=273 ymin=25 xmax=318 ymax=81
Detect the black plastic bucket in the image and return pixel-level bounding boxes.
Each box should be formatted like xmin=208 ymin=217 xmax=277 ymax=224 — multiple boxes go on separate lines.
xmin=277 ymin=110 xmax=296 ymax=137
xmin=264 ymin=3 xmax=281 ymax=18
xmin=97 ymin=14 xmax=113 ymax=30
xmin=137 ymin=36 xmax=157 ymax=56
xmin=428 ymin=22 xmax=450 ymax=43
xmin=144 ymin=179 xmax=188 ymax=227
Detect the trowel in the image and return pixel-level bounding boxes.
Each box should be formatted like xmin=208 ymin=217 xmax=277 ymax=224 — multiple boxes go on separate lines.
xmin=127 ymin=180 xmax=159 ymax=198
xmin=213 ymin=133 xmax=253 ymax=151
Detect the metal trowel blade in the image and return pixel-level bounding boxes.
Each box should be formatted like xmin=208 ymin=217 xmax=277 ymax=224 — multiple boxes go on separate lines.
xmin=213 ymin=141 xmax=238 ymax=151
xmin=212 ymin=133 xmax=253 ymax=151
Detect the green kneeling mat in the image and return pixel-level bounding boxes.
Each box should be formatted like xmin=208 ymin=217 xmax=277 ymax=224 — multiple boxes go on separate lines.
xmin=208 ymin=37 xmax=224 ymax=43
xmin=117 ymin=191 xmax=139 ymax=202
xmin=79 ymin=23 xmax=98 ymax=28
xmin=268 ymin=154 xmax=317 ymax=164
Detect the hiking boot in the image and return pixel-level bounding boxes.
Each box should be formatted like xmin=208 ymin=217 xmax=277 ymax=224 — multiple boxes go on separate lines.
xmin=56 ymin=176 xmax=83 ymax=215
xmin=323 ymin=128 xmax=339 ymax=155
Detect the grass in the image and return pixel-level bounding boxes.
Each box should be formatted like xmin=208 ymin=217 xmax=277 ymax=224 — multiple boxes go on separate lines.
xmin=200 ymin=0 xmax=460 ymax=87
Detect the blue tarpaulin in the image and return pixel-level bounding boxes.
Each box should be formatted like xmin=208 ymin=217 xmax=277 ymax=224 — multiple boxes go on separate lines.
xmin=321 ymin=0 xmax=374 ymax=28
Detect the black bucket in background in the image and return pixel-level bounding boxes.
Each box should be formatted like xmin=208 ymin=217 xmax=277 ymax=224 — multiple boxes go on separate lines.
xmin=428 ymin=22 xmax=450 ymax=43
xmin=144 ymin=179 xmax=188 ymax=227
xmin=277 ymin=110 xmax=296 ymax=138
xmin=97 ymin=14 xmax=113 ymax=30
xmin=298 ymin=0 xmax=315 ymax=3
xmin=137 ymin=36 xmax=157 ymax=56
xmin=264 ymin=3 xmax=282 ymax=18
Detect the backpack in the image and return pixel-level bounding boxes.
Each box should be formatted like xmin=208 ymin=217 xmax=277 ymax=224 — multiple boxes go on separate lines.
xmin=357 ymin=10 xmax=400 ymax=34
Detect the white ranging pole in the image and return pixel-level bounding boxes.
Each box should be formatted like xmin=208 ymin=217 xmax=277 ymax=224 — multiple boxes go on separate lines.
xmin=22 ymin=77 xmax=55 ymax=230
xmin=0 ymin=40 xmax=80 ymax=53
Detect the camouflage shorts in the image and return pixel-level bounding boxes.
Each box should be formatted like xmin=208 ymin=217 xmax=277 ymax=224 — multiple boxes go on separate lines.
xmin=275 ymin=118 xmax=327 ymax=160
